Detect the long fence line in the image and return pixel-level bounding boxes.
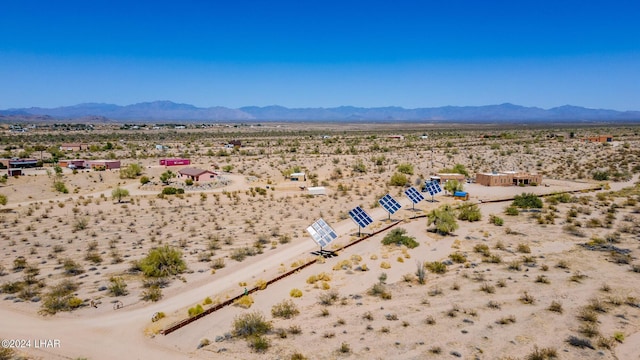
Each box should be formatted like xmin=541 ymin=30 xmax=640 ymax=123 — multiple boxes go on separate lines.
xmin=159 ymin=217 xmax=406 ymax=335
xmin=159 ymin=186 xmax=600 ymax=335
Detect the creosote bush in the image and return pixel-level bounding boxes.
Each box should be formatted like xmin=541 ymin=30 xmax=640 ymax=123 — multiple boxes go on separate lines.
xmin=139 ymin=245 xmax=186 ymax=277
xmin=381 ymin=228 xmax=419 ymax=248
xmin=271 ymin=299 xmax=300 ymax=319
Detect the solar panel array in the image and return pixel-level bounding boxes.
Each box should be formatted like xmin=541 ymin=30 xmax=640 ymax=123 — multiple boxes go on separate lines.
xmin=404 ymin=187 xmax=425 ymax=204
xmin=349 ymin=206 xmax=373 ymax=228
xmin=306 ymin=218 xmax=338 ymax=248
xmin=424 ymin=181 xmax=442 ymax=196
xmin=378 ymin=194 xmax=402 ymax=215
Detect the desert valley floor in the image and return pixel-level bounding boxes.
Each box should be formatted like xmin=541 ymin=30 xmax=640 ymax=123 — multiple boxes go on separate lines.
xmin=1 ymin=123 xmax=640 ymax=360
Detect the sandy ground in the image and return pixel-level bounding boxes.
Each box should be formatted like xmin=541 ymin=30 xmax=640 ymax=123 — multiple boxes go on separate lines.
xmin=0 ymin=126 xmax=639 ymax=359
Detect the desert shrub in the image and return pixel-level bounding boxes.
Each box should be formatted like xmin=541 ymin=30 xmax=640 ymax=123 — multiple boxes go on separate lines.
xmin=140 ymin=286 xmax=163 ymax=302
xmin=210 ymin=258 xmax=225 ymax=269
xmin=389 ymin=172 xmax=408 ymax=186
xmin=140 ymin=176 xmax=150 ymax=185
xmin=520 ymin=291 xmax=535 ymax=304
xmin=380 ymin=261 xmax=391 ymax=269
xmin=39 ymin=279 xmax=81 ymax=315
xmin=547 ymin=300 xmax=563 ymax=313
xmin=484 ymin=254 xmax=502 ymax=264
xmin=425 ymin=261 xmax=447 ymax=274
xmin=139 ymin=245 xmax=186 ymax=277
xmin=525 ymin=345 xmax=558 ymax=360
xmin=505 ymin=206 xmax=520 ymax=216
xmin=415 ymin=261 xmax=426 ymax=284
xmin=234 ymin=295 xmax=254 ymax=309
xmin=396 ymin=163 xmax=414 ymax=175
xmin=381 ymin=228 xmax=419 ymax=248
xmin=203 ymin=297 xmax=213 ymax=305
xmin=188 ymin=304 xmax=204 ymax=317
xmin=318 ymin=290 xmax=340 ymax=305
xmin=232 ymin=311 xmax=272 ymax=337
xmin=290 ymin=288 xmax=303 ymax=298
xmin=473 ymin=244 xmax=491 ymax=256
xmin=1 ymin=281 xmax=25 ymax=294
xmin=489 ymin=214 xmax=504 ymax=226
xmin=480 ymin=282 xmax=495 ymax=294
xmin=496 ymin=315 xmax=516 ymax=325
xmin=53 ymin=181 xmax=69 ymax=193
xmin=368 ymin=283 xmax=391 ymax=299
xmin=338 ymin=342 xmax=351 ymax=354
xmin=0 ymin=194 xmax=7 ymax=206
xmin=457 ymin=202 xmax=482 ymax=222
xmin=517 ymin=243 xmax=531 ymax=253
xmin=271 ymin=299 xmax=300 ymax=319
xmin=427 ymin=204 xmax=459 ymax=235
xmin=449 ymin=252 xmax=467 ymax=263
xmin=512 ymin=193 xmax=543 ymax=209
xmin=108 ymin=276 xmax=128 ymax=296
xmin=249 ymin=335 xmax=270 ymax=353
xmin=120 ymin=163 xmax=143 ymax=179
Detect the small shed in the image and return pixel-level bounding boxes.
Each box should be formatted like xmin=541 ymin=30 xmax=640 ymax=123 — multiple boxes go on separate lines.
xmin=454 ymin=191 xmax=469 ymax=201
xmin=308 ymin=187 xmax=326 ymax=196
xmin=8 ymin=168 xmax=23 ymax=176
xmin=290 ymin=172 xmax=306 ymax=181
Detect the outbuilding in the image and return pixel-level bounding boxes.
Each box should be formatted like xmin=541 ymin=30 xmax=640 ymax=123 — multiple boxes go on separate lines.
xmin=290 ymin=172 xmax=306 ymax=181
xmin=308 ymin=186 xmax=326 ymax=196
xmin=86 ymin=160 xmax=121 ymax=170
xmin=160 ymin=158 xmax=191 ymax=166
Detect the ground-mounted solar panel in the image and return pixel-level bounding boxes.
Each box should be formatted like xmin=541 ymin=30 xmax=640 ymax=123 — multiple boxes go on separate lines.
xmin=423 ymin=181 xmax=442 ymax=196
xmin=404 ymin=187 xmax=425 ymax=204
xmin=349 ymin=206 xmax=373 ymax=228
xmin=306 ymin=218 xmax=338 ymax=249
xmin=378 ymin=194 xmax=402 ymax=218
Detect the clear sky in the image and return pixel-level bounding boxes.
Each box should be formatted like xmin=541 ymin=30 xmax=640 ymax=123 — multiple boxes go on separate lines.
xmin=1 ymin=0 xmax=639 ymax=110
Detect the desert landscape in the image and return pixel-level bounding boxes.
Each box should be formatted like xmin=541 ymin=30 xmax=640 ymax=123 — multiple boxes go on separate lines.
xmin=1 ymin=123 xmax=639 ymax=360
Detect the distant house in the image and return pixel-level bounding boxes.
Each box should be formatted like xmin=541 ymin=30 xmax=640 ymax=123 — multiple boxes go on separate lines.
xmin=58 ymin=159 xmax=87 ymax=169
xmin=290 ymin=172 xmax=306 ymax=181
xmin=178 ymin=167 xmax=217 ymax=181
xmin=0 ymin=158 xmax=38 ymax=169
xmin=475 ymin=171 xmax=542 ymax=186
xmin=86 ymin=160 xmax=121 ymax=170
xmin=155 ymin=144 xmax=168 ymax=151
xmin=584 ymin=135 xmax=613 ymax=143
xmin=434 ymin=173 xmax=466 ymax=183
xmin=60 ymin=143 xmax=89 ymax=152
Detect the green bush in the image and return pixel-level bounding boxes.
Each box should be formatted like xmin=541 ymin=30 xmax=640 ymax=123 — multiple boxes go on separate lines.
xmin=381 ymin=228 xmax=419 ymax=248
xmin=140 ymin=176 xmax=150 ymax=185
xmin=232 ymin=311 xmax=273 ymax=338
xmin=489 ymin=214 xmax=504 ymax=226
xmin=162 ymin=187 xmax=177 ymax=195
xmin=389 ymin=172 xmax=408 ymax=186
xmin=185 ymin=178 xmax=194 ymax=186
xmin=120 ymin=163 xmax=143 ymax=179
xmin=512 ymin=193 xmax=543 ymax=209
xmin=108 ymin=276 xmax=128 ymax=296
xmin=141 ymin=286 xmax=163 ymax=302
xmin=425 ymin=261 xmax=447 ymax=274
xmin=188 ymin=304 xmax=204 ymax=317
xmin=505 ymin=206 xmax=519 ymax=216
xmin=427 ymin=205 xmax=459 ymax=235
xmin=396 ymin=163 xmax=414 ymax=175
xmin=0 ymin=194 xmax=7 ymax=206
xmin=139 ymin=245 xmax=186 ymax=277
xmin=271 ymin=299 xmax=300 ymax=319
xmin=457 ymin=202 xmax=481 ymax=222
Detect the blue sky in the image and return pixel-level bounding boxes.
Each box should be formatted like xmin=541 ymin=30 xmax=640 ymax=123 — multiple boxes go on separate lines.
xmin=1 ymin=0 xmax=639 ymax=110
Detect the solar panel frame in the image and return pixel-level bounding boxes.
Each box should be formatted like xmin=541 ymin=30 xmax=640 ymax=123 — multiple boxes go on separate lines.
xmin=306 ymin=218 xmax=338 ymax=248
xmin=348 ymin=206 xmax=373 ymax=228
xmin=404 ymin=187 xmax=425 ymax=204
xmin=424 ymin=181 xmax=442 ymax=196
xmin=378 ymin=194 xmax=402 ymax=215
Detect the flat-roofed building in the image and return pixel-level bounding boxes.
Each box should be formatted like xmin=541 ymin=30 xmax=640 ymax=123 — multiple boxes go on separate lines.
xmin=476 ymin=171 xmax=542 ymax=186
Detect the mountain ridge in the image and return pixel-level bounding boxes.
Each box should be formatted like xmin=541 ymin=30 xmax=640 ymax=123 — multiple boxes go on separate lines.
xmin=1 ymin=101 xmax=639 ymax=123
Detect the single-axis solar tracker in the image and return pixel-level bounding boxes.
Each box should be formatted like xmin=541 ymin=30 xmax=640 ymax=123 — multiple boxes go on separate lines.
xmin=349 ymin=206 xmax=373 ymax=236
xmin=404 ymin=187 xmax=425 ymax=210
xmin=306 ymin=218 xmax=338 ymax=249
xmin=422 ymin=180 xmax=442 ymax=202
xmin=378 ymin=194 xmax=402 ymax=219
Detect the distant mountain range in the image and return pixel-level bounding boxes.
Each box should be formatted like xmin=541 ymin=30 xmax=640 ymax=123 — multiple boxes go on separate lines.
xmin=1 ymin=101 xmax=639 ymax=123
